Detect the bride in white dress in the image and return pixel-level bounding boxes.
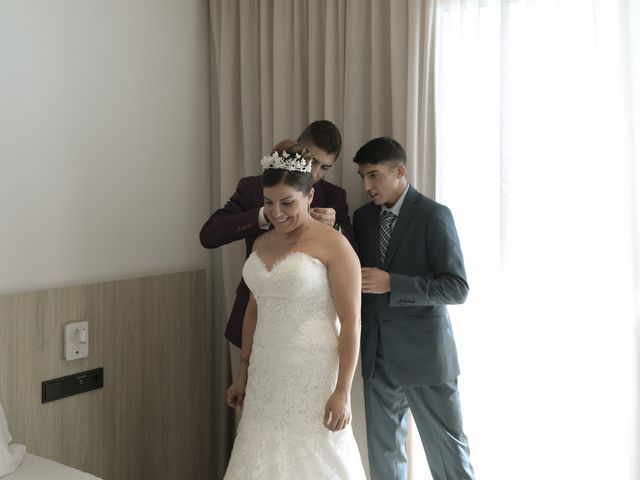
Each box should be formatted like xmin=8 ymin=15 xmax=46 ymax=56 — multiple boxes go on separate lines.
xmin=223 ymin=140 xmax=366 ymax=479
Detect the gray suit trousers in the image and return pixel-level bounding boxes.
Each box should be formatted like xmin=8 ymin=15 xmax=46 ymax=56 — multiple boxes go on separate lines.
xmin=363 ymin=341 xmax=475 ymax=480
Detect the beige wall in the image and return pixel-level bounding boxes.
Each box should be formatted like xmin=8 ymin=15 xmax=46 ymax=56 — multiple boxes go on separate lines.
xmin=0 ymin=0 xmax=211 ymax=294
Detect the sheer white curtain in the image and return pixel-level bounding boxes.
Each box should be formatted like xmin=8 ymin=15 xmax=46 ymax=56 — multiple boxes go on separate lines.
xmin=433 ymin=0 xmax=640 ymax=479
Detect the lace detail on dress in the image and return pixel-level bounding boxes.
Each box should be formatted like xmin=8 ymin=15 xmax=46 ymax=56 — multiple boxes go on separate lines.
xmin=224 ymin=252 xmax=366 ymax=480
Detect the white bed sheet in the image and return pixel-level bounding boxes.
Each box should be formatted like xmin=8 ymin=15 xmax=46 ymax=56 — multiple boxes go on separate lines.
xmin=5 ymin=453 xmax=101 ymax=480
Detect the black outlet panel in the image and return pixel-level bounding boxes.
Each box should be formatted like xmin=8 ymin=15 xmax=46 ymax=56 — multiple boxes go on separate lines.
xmin=41 ymin=367 xmax=103 ymax=403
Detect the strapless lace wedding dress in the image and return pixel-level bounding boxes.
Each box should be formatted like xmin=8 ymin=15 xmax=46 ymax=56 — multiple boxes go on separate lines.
xmin=224 ymin=251 xmax=366 ymax=479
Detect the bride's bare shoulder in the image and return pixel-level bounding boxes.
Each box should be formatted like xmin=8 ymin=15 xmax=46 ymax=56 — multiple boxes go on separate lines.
xmin=312 ymin=221 xmax=342 ymax=244
xmin=313 ymin=220 xmax=337 ymax=235
xmin=313 ymin=221 xmax=356 ymax=258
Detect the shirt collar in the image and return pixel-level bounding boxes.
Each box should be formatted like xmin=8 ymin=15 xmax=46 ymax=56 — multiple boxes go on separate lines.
xmin=380 ymin=183 xmax=410 ymax=217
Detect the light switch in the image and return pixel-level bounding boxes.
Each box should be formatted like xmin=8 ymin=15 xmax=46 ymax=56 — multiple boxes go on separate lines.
xmin=64 ymin=321 xmax=89 ymax=361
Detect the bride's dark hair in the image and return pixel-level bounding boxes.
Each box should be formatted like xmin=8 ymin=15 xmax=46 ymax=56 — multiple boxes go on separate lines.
xmin=262 ymin=140 xmax=314 ymax=194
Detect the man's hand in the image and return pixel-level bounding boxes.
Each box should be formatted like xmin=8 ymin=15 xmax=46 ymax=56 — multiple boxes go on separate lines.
xmin=361 ymin=267 xmax=391 ymax=294
xmin=310 ymin=207 xmax=336 ymax=227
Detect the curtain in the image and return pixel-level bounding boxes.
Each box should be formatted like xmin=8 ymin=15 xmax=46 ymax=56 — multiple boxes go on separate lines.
xmin=209 ymin=1 xmax=438 ymax=477
xmin=433 ymin=0 xmax=640 ymax=479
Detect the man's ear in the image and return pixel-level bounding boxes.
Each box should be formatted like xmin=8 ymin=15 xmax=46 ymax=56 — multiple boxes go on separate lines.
xmin=396 ymin=163 xmax=406 ymax=178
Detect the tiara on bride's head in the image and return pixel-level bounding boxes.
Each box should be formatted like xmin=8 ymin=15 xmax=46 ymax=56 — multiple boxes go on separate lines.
xmin=261 ymin=151 xmax=313 ymax=173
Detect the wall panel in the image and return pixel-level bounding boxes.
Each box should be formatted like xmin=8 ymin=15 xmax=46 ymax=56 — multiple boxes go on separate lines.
xmin=0 ymin=269 xmax=209 ymax=480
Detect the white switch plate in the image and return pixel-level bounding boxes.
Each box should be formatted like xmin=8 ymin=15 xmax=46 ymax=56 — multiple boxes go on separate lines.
xmin=65 ymin=321 xmax=89 ymax=361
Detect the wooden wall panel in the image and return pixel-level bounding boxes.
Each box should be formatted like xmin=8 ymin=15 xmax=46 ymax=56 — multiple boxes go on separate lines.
xmin=0 ymin=270 xmax=209 ymax=480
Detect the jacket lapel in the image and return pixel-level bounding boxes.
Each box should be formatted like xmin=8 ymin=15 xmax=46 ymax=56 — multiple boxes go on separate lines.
xmin=358 ymin=204 xmax=381 ymax=268
xmin=311 ymin=181 xmax=325 ymax=208
xmin=382 ymin=185 xmax=419 ymax=269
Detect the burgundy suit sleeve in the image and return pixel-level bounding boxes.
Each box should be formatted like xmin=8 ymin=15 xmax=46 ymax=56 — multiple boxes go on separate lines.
xmin=199 ymin=177 xmax=264 ymax=249
xmin=335 ymin=189 xmax=356 ymax=251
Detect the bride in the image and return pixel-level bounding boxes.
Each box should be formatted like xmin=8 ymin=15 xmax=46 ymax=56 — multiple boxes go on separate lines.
xmin=223 ymin=140 xmax=366 ymax=479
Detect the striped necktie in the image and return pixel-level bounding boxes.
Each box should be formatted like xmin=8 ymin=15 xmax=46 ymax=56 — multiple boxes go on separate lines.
xmin=379 ymin=210 xmax=396 ymax=263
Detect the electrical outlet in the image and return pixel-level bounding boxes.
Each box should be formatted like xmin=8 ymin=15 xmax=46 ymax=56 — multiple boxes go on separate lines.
xmin=64 ymin=321 xmax=89 ymax=360
xmin=42 ymin=368 xmax=103 ymax=403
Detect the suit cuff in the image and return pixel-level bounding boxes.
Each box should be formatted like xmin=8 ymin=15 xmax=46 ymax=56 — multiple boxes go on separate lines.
xmin=389 ymin=273 xmax=417 ymax=307
xmin=258 ymin=207 xmax=270 ymax=230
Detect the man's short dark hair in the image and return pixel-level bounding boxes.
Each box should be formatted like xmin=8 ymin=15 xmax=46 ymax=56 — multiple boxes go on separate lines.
xmin=297 ymin=120 xmax=342 ymax=158
xmin=353 ymin=137 xmax=407 ymax=166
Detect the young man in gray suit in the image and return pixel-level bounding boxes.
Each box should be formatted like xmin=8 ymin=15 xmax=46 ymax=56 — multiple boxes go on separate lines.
xmin=352 ymin=137 xmax=475 ymax=480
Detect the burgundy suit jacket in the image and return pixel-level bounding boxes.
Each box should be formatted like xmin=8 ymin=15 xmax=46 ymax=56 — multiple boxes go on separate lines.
xmin=199 ymin=175 xmax=355 ymax=347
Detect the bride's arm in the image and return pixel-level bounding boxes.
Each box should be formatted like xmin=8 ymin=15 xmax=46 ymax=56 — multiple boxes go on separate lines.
xmin=239 ymin=291 xmax=258 ymax=375
xmin=226 ymin=292 xmax=257 ymax=410
xmin=325 ymin=234 xmax=362 ymax=431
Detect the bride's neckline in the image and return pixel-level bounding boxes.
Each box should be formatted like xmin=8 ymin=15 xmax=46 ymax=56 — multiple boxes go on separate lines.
xmin=251 ymin=251 xmax=325 ymax=273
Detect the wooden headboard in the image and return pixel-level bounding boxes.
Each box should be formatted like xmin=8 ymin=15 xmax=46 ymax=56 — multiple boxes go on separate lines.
xmin=0 ymin=269 xmax=210 ymax=480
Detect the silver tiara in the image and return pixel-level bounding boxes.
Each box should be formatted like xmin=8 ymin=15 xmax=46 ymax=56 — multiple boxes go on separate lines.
xmin=260 ymin=151 xmax=312 ymax=173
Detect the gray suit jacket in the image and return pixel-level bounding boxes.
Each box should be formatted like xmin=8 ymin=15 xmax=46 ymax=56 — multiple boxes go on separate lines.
xmin=353 ymin=185 xmax=469 ymax=386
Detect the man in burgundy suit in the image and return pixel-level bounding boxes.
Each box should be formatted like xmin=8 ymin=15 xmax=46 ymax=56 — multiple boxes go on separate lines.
xmin=200 ymin=120 xmax=355 ymax=347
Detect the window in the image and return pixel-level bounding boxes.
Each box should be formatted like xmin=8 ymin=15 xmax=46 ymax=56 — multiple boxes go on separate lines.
xmin=421 ymin=1 xmax=640 ymax=478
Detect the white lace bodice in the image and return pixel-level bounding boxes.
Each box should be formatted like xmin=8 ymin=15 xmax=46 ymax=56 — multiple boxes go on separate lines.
xmin=224 ymin=251 xmax=366 ymax=479
xmin=244 ymin=251 xmax=340 ymax=356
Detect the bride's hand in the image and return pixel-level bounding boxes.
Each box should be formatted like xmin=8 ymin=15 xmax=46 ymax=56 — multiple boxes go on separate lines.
xmin=323 ymin=390 xmax=351 ymax=431
xmin=226 ymin=374 xmax=247 ymax=411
